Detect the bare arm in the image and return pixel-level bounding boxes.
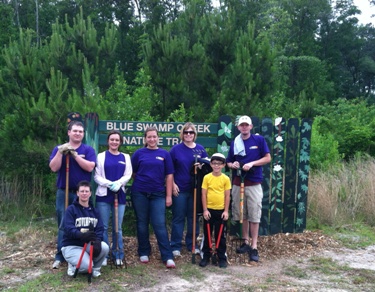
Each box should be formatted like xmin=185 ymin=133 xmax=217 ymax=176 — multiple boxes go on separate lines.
xmin=222 ymin=189 xmax=230 ymax=220
xmin=49 ymin=151 xmax=63 ymax=172
xmin=73 ymin=154 xmax=95 ymax=172
xmin=201 ymin=188 xmax=210 ymax=220
xmin=165 ymin=174 xmax=173 ymax=207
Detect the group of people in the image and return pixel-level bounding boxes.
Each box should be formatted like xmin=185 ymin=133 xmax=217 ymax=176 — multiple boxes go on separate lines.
xmin=49 ymin=115 xmax=270 ymax=276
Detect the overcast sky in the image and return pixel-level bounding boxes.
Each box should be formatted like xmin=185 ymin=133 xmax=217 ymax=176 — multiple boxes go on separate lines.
xmin=354 ymin=0 xmax=374 ymax=25
xmin=211 ymin=0 xmax=373 ymax=26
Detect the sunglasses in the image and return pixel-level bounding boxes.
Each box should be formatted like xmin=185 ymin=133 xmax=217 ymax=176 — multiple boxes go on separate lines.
xmin=211 ymin=162 xmax=224 ymax=166
xmin=183 ymin=131 xmax=195 ymax=135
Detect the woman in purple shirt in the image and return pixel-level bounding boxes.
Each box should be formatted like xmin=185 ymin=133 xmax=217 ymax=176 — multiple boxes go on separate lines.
xmin=131 ymin=127 xmax=176 ymax=268
xmin=170 ymin=122 xmax=208 ymax=256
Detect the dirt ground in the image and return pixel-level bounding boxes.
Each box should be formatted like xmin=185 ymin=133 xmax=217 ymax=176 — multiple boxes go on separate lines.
xmin=0 ymin=228 xmax=374 ymax=291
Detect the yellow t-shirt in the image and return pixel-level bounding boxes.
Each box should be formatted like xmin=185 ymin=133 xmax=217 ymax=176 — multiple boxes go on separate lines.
xmin=202 ymin=173 xmax=231 ymax=210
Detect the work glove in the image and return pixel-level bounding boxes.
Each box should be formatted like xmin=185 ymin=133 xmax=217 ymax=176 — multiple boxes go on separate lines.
xmin=58 ymin=143 xmax=71 ymax=154
xmin=69 ymin=149 xmax=78 ymax=158
xmin=58 ymin=143 xmax=77 ymax=157
xmin=93 ymin=239 xmax=102 ymax=257
xmin=78 ymin=231 xmax=97 ymax=243
xmin=110 ymin=181 xmax=122 ymax=192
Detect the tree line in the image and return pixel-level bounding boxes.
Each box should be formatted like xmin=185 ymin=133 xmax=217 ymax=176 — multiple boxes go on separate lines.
xmin=0 ymin=0 xmax=374 ymax=187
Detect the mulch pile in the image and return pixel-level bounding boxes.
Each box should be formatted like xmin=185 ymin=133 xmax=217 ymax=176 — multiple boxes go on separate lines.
xmin=0 ymin=229 xmax=341 ymax=271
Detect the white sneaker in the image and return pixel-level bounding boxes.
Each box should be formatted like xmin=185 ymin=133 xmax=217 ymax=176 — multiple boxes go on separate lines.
xmin=172 ymin=250 xmax=181 ymax=257
xmin=52 ymin=260 xmax=61 ymax=269
xmin=102 ymin=258 xmax=107 ymax=266
xmin=116 ymin=259 xmax=123 ymax=265
xmin=165 ymin=259 xmax=176 ymax=268
xmin=92 ymin=268 xmax=101 ymax=278
xmin=140 ymin=256 xmax=149 ymax=263
xmin=67 ymin=263 xmax=75 ymax=276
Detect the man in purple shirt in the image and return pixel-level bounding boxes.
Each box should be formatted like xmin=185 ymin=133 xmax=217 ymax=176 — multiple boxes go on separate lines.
xmin=226 ymin=115 xmax=271 ymax=262
xmin=49 ymin=121 xmax=96 ymax=269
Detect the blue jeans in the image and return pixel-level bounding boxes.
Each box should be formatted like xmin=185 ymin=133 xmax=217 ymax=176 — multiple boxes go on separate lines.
xmin=56 ymin=189 xmax=77 ymax=262
xmin=131 ymin=191 xmax=173 ymax=262
xmin=170 ymin=191 xmax=199 ymax=251
xmin=96 ymin=202 xmax=126 ymax=260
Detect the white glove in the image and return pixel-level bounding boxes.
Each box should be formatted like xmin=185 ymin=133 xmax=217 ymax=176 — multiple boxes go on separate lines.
xmin=110 ymin=181 xmax=122 ymax=192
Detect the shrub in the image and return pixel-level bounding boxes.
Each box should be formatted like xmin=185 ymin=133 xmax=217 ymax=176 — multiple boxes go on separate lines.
xmin=310 ymin=116 xmax=343 ymax=170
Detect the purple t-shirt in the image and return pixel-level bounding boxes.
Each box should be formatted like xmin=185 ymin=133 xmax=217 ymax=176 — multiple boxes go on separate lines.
xmin=227 ymin=134 xmax=270 ymax=183
xmin=50 ymin=143 xmax=96 ymax=189
xmin=131 ymin=147 xmax=174 ymax=193
xmin=170 ymin=143 xmax=207 ymax=192
xmin=96 ymin=151 xmax=127 ymax=204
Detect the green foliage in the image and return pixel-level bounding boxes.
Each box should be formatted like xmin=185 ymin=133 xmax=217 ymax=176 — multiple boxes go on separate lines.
xmin=316 ymin=99 xmax=375 ymax=159
xmin=310 ymin=116 xmax=343 ymax=170
xmin=0 ymin=8 xmax=119 ymax=178
xmin=167 ymin=103 xmax=194 ymax=122
xmin=103 ymin=69 xmax=157 ymax=121
xmin=0 ymin=0 xmax=375 ymax=230
xmin=0 ymin=3 xmax=18 ymax=49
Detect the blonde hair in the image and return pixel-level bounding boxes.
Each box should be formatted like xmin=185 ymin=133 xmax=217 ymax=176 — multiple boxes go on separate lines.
xmin=179 ymin=122 xmax=197 ymax=141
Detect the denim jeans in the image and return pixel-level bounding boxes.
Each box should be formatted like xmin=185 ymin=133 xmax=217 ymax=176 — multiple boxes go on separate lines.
xmin=131 ymin=191 xmax=173 ymax=262
xmin=96 ymin=202 xmax=125 ymax=260
xmin=56 ymin=189 xmax=77 ymax=262
xmin=170 ymin=191 xmax=199 ymax=252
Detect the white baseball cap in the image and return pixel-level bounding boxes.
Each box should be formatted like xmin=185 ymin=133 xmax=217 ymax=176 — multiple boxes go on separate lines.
xmin=210 ymin=153 xmax=226 ymax=163
xmin=238 ymin=115 xmax=252 ymax=125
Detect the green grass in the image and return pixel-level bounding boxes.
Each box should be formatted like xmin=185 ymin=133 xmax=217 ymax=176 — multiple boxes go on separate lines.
xmin=283 ymin=264 xmax=308 ymax=278
xmin=309 ymin=257 xmax=346 ymax=275
xmin=320 ymin=222 xmax=375 ymax=248
xmin=176 ymin=262 xmax=206 ymax=281
xmin=6 ymin=273 xmax=74 ymax=292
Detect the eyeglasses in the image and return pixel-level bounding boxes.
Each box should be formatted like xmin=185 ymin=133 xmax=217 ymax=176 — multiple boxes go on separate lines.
xmin=211 ymin=162 xmax=224 ymax=166
xmin=183 ymin=131 xmax=195 ymax=135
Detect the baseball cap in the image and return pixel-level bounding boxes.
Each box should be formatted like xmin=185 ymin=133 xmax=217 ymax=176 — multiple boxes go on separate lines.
xmin=238 ymin=115 xmax=252 ymax=125
xmin=210 ymin=153 xmax=226 ymax=163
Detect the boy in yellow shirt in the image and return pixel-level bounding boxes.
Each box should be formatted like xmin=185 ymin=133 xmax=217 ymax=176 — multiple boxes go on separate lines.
xmin=200 ymin=153 xmax=231 ymax=268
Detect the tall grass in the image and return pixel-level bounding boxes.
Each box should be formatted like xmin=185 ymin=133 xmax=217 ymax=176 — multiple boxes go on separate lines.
xmin=0 ymin=173 xmax=55 ymax=221
xmin=308 ymin=155 xmax=375 ymax=226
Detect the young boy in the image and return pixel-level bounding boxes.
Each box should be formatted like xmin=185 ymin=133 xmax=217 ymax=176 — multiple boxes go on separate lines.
xmin=199 ymin=153 xmax=231 ymax=268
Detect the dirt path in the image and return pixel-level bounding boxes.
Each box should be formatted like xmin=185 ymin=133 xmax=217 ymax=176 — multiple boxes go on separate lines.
xmin=1 ymin=228 xmax=374 ymax=291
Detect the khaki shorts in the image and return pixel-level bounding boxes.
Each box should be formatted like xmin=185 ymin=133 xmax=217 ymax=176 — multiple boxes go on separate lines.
xmin=231 ymin=184 xmax=263 ymax=223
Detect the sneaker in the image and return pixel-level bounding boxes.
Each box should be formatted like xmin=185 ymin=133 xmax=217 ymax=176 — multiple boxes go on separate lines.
xmin=236 ymin=242 xmax=251 ymax=254
xmin=116 ymin=259 xmax=123 ymax=266
xmin=140 ymin=256 xmax=149 ymax=263
xmin=92 ymin=268 xmax=101 ymax=278
xmin=165 ymin=259 xmax=176 ymax=268
xmin=199 ymin=257 xmax=210 ymax=267
xmin=219 ymin=259 xmax=227 ymax=268
xmin=172 ymin=250 xmax=181 ymax=257
xmin=102 ymin=258 xmax=107 ymax=266
xmin=52 ymin=260 xmax=61 ymax=269
xmin=249 ymin=248 xmax=259 ymax=262
xmin=67 ymin=263 xmax=75 ymax=276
